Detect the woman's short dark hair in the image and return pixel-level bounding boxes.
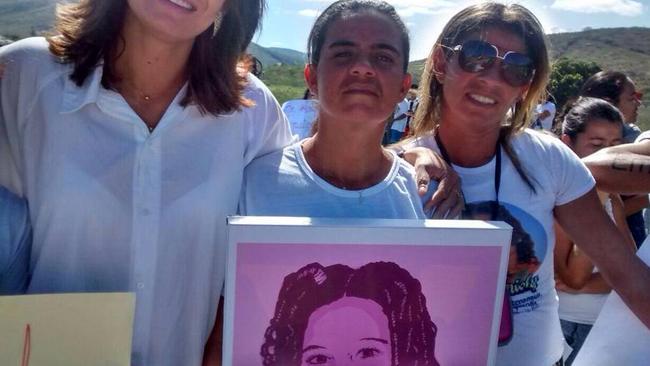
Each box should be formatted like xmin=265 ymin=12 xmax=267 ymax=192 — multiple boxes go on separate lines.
xmin=562 ymin=97 xmax=624 ymax=141
xmin=47 ymin=0 xmax=265 ymax=115
xmin=261 ymin=261 xmax=439 ymax=366
xmin=307 ymin=0 xmax=410 ymax=72
xmin=580 ymin=71 xmax=632 ymax=106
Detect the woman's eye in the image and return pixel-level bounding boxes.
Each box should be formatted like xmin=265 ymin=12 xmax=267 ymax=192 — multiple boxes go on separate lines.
xmin=334 ymin=51 xmax=352 ymax=58
xmin=376 ymin=54 xmax=394 ymax=64
xmin=305 ymin=354 xmax=331 ymax=365
xmin=357 ymin=347 xmax=382 ymax=359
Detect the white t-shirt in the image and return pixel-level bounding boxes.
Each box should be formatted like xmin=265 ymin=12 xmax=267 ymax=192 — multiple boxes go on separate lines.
xmin=281 ymin=99 xmax=318 ymax=140
xmin=407 ymin=129 xmax=595 ymax=366
xmin=635 ymin=130 xmax=650 ymax=142
xmin=0 ymin=37 xmax=293 ymax=366
xmin=391 ymin=98 xmax=410 ymax=132
xmin=534 ymin=101 xmax=556 ymax=131
xmin=240 ymin=141 xmax=425 ymax=219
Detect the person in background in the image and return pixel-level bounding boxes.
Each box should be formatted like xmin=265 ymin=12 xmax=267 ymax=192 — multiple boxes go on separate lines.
xmin=0 ymin=186 xmax=31 ymax=294
xmin=388 ymin=94 xmax=411 ymax=143
xmin=281 ymin=88 xmax=319 ymax=140
xmin=532 ymin=95 xmax=556 ymax=131
xmin=399 ymin=3 xmax=650 ymax=365
xmin=580 ymin=70 xmax=647 ymax=248
xmin=0 ymin=0 xmax=294 ymax=364
xmin=554 ymin=97 xmax=636 ymax=365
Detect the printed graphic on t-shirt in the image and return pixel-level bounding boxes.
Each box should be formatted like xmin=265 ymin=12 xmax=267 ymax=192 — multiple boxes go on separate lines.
xmin=463 ymin=201 xmax=547 ymax=314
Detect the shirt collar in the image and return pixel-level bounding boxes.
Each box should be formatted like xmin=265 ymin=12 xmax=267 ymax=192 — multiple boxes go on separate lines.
xmin=60 ymin=63 xmax=105 ymax=114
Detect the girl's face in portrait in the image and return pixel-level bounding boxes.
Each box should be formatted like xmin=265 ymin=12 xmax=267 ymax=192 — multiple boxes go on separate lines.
xmin=564 ymin=119 xmax=623 ymax=158
xmin=436 ymin=27 xmax=531 ymax=132
xmin=306 ymin=11 xmax=411 ymax=128
xmin=126 ymin=0 xmax=225 ymax=43
xmin=301 ymin=296 xmax=391 ymax=366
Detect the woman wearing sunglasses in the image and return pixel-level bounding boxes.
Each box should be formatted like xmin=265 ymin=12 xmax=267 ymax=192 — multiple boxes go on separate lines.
xmin=401 ymin=3 xmax=650 ymax=365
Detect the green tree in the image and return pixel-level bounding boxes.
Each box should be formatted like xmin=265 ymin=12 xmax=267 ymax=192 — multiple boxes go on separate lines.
xmin=547 ymin=57 xmax=601 ymax=110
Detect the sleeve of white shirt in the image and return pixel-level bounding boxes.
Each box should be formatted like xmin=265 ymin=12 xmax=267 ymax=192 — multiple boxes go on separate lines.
xmin=0 ymin=186 xmax=31 ymax=294
xmin=241 ymin=74 xmax=295 ymax=166
xmin=634 ymin=130 xmax=650 ymax=142
xmin=0 ymin=37 xmax=57 ymax=196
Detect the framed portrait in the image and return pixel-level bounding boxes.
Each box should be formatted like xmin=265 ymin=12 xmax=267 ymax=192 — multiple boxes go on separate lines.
xmin=223 ymin=216 xmax=512 ymax=366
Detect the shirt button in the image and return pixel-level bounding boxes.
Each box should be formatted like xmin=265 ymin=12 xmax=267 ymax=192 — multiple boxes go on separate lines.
xmin=136 ymin=282 xmax=145 ymax=289
xmin=140 ymin=208 xmax=151 ymax=216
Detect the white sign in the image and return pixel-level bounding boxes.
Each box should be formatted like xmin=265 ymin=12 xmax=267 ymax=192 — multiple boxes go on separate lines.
xmin=223 ymin=216 xmax=512 ymax=366
xmin=573 ymin=240 xmax=650 ymax=365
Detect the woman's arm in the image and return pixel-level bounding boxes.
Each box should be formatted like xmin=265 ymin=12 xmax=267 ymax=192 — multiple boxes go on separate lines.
xmin=202 ymin=297 xmax=224 ymax=366
xmin=553 ymin=221 xmax=595 ymax=290
xmin=398 ymin=146 xmax=463 ymax=218
xmin=622 ymin=195 xmax=649 ymax=216
xmin=554 ymin=188 xmax=650 ymax=327
xmin=582 ymin=140 xmax=650 ymax=194
xmin=610 ymin=193 xmax=638 ymax=252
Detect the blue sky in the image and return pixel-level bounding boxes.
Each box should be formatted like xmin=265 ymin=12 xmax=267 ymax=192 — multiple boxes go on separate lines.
xmin=255 ymin=0 xmax=650 ymax=60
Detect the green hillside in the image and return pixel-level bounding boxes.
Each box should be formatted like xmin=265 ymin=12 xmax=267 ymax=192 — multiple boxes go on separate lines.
xmin=405 ymin=28 xmax=650 ymax=129
xmin=549 ymin=27 xmax=650 ymax=129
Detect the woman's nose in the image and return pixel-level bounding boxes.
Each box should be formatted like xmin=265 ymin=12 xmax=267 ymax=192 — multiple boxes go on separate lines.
xmin=350 ymin=55 xmax=376 ymax=77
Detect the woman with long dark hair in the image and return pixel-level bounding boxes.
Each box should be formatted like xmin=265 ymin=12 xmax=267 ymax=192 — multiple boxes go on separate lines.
xmin=0 ymin=1 xmax=292 ymax=364
xmin=401 ymin=3 xmax=650 ymax=365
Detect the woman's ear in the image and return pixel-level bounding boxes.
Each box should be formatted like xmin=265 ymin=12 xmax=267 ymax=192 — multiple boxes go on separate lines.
xmin=432 ymin=47 xmax=447 ymax=84
xmin=560 ymin=133 xmax=573 ymax=146
xmin=400 ymin=73 xmax=413 ymax=99
xmin=304 ymin=64 xmax=318 ymax=97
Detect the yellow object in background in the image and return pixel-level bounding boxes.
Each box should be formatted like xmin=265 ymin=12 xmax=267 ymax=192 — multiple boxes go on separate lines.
xmin=0 ymin=293 xmax=135 ymax=366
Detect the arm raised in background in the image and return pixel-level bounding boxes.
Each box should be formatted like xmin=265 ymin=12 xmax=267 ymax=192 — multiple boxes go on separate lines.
xmin=583 ymin=140 xmax=650 ymax=194
xmin=554 ymin=188 xmax=650 ymax=328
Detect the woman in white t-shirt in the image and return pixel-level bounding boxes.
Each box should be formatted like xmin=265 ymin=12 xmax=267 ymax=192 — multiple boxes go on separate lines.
xmin=401 ymin=3 xmax=650 ymax=365
xmin=554 ymin=97 xmax=637 ymax=365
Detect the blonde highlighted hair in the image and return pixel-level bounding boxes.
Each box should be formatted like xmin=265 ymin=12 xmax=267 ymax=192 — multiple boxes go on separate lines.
xmin=412 ymin=2 xmax=551 ymax=190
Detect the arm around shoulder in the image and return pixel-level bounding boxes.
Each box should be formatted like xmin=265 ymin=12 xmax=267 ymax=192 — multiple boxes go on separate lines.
xmin=583 ymin=140 xmax=650 ymax=194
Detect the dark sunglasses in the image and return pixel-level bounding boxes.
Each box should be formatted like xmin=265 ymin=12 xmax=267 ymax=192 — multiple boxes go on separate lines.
xmin=443 ymin=40 xmax=536 ymax=87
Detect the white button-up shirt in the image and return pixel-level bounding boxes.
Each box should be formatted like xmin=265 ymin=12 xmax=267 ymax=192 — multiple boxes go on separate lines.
xmin=0 ymin=38 xmax=293 ymax=365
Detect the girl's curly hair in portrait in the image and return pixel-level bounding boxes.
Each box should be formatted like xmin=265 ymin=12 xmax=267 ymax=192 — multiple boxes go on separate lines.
xmin=261 ymin=261 xmax=440 ymax=366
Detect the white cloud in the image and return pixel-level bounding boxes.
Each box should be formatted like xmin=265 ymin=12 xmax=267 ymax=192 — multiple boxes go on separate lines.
xmin=551 ymin=0 xmax=643 ymax=17
xmin=298 ymin=9 xmax=320 ymax=17
xmin=302 ymin=0 xmax=458 ymax=17
xmin=549 ymin=26 xmax=569 ymax=34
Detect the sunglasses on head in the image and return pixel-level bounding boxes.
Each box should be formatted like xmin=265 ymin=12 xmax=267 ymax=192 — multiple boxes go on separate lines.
xmin=442 ymin=39 xmax=536 ymax=87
